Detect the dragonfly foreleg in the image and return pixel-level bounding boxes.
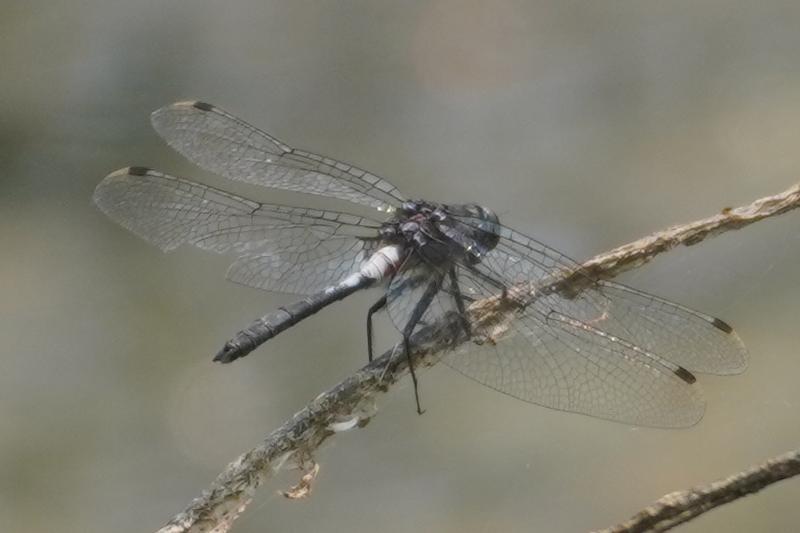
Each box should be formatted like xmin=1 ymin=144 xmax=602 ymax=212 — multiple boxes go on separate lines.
xmin=366 ymin=294 xmax=388 ymax=362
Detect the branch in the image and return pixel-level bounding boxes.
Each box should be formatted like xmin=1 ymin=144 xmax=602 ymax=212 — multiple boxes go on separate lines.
xmin=594 ymin=449 xmax=800 ymax=533
xmin=156 ymin=183 xmax=800 ymax=533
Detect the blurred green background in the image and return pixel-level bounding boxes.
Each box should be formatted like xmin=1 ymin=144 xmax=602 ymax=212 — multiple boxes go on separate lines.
xmin=2 ymin=2 xmax=800 ymax=532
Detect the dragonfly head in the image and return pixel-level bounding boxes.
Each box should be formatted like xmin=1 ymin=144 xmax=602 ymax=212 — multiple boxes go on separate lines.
xmin=446 ymin=203 xmax=501 ymax=259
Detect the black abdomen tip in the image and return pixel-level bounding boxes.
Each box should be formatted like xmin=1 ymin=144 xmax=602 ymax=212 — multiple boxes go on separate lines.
xmin=213 ymin=341 xmax=242 ymax=364
xmin=674 ymin=366 xmax=697 ymax=384
xmin=192 ymin=101 xmax=215 ymax=111
xmin=712 ymin=317 xmax=734 ymax=334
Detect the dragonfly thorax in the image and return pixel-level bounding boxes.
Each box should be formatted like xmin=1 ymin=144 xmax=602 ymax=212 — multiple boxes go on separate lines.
xmin=381 ymin=200 xmax=501 ymax=265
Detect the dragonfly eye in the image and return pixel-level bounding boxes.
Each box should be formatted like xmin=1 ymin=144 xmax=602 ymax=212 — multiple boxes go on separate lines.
xmin=475 ymin=205 xmax=499 ymax=224
xmin=467 ymin=205 xmax=500 ymax=252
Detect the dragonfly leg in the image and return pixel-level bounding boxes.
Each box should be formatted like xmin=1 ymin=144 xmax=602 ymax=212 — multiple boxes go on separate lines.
xmin=448 ymin=266 xmax=471 ymax=340
xmin=366 ymin=294 xmax=388 ymax=362
xmin=401 ymin=274 xmax=444 ymax=415
xmin=402 ymin=334 xmax=424 ymax=415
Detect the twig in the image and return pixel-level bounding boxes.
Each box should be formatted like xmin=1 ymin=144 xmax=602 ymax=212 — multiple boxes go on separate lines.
xmin=594 ymin=449 xmax=800 ymax=533
xmin=156 ymin=183 xmax=800 ymax=533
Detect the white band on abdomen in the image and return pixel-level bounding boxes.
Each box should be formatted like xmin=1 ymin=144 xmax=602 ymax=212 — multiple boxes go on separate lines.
xmin=359 ymin=244 xmax=404 ymax=282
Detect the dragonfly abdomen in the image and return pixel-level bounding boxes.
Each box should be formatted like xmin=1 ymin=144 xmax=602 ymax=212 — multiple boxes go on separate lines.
xmin=213 ymin=276 xmax=370 ymax=363
xmin=213 ymin=245 xmax=404 ymax=363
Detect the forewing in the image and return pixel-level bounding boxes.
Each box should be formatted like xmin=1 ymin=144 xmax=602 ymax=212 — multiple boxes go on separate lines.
xmin=449 ymin=217 xmax=747 ymax=375
xmin=584 ymin=281 xmax=747 ymax=374
xmin=93 ymin=167 xmax=381 ymax=294
xmin=150 ymin=101 xmax=405 ymax=211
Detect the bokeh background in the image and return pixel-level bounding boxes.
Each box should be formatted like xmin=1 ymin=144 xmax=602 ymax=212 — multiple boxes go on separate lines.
xmin=2 ymin=2 xmax=800 ymax=532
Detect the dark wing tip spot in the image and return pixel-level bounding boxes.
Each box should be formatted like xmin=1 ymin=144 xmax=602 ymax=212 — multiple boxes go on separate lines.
xmin=712 ymin=317 xmax=734 ymax=334
xmin=192 ymin=101 xmax=215 ymax=112
xmin=128 ymin=166 xmax=151 ymax=176
xmin=674 ymin=366 xmax=697 ymax=384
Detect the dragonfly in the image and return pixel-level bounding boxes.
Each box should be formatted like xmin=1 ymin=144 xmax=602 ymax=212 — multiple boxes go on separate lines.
xmin=93 ymin=101 xmax=747 ymax=427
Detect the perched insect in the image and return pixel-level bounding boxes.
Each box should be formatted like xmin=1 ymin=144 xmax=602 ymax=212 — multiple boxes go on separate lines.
xmin=94 ymin=101 xmax=747 ymax=426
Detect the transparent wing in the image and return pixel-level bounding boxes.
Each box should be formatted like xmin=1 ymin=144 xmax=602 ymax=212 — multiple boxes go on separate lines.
xmin=227 ymin=238 xmax=380 ymax=295
xmin=587 ymin=281 xmax=747 ymax=374
xmin=449 ymin=217 xmax=747 ymax=375
xmin=93 ymin=167 xmax=382 ymax=295
xmin=382 ymin=253 xmax=705 ymax=427
xmin=150 ymin=101 xmax=405 ymax=211
xmin=444 ymin=298 xmax=705 ymax=427
xmin=384 ymin=250 xmax=460 ymax=338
